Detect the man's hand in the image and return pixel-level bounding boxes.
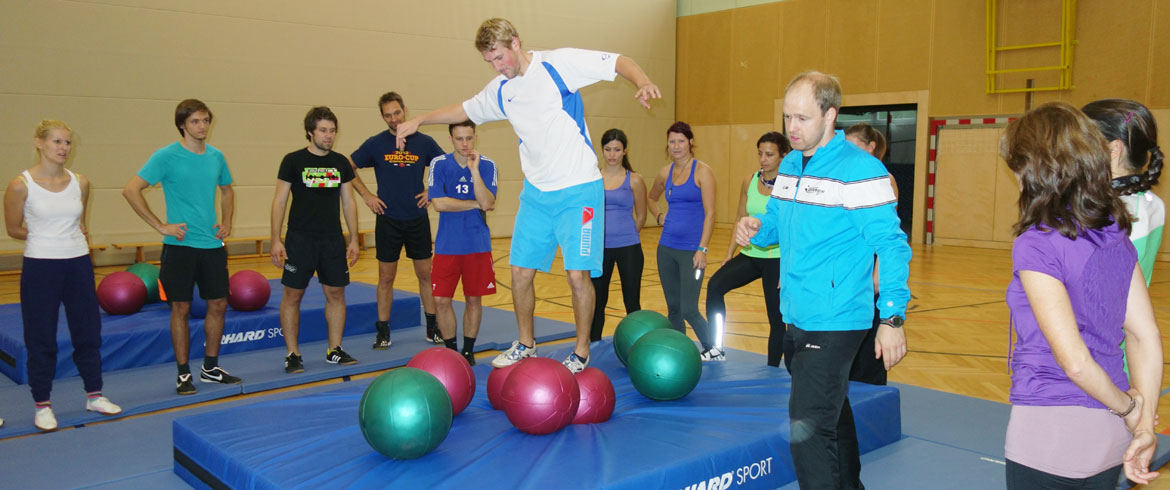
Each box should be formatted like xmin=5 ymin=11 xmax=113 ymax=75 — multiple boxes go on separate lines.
xmin=467 ymin=150 xmax=480 ymax=172
xmin=160 ymin=223 xmax=187 ymax=241
xmin=395 ymin=118 xmax=421 ymax=149
xmin=346 ymin=240 xmax=360 ymax=267
xmin=874 ymin=323 xmax=908 ymax=371
xmin=213 ymin=223 xmax=231 ymax=240
xmin=734 ymin=217 xmax=761 ymax=247
xmin=634 ymin=83 xmax=662 ymax=110
xmin=415 ymin=190 xmax=429 ymax=208
xmin=361 ymin=192 xmax=386 ymax=215
xmin=270 ymin=240 xmax=287 ymax=268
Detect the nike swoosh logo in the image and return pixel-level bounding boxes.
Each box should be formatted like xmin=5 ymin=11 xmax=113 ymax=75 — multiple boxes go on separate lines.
xmin=203 ymin=372 xmax=222 ymax=381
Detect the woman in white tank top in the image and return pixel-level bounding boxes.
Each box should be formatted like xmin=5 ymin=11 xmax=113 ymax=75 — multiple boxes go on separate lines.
xmin=3 ymin=120 xmax=121 ymax=431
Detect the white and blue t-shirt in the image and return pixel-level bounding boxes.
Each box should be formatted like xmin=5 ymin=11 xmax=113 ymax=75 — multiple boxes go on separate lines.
xmin=428 ymin=153 xmax=498 ymax=255
xmin=462 ymin=48 xmax=617 ymax=192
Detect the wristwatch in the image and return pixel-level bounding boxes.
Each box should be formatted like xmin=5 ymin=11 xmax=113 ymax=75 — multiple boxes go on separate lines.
xmin=879 ymin=315 xmax=904 ymax=328
xmin=697 ymin=246 xmax=709 ymax=254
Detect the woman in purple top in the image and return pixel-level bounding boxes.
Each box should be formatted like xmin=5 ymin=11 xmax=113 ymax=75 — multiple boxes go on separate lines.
xmin=1002 ymin=102 xmax=1162 ymax=488
xmin=589 ymin=129 xmax=647 ymax=341
xmin=647 ymin=121 xmax=718 ymax=359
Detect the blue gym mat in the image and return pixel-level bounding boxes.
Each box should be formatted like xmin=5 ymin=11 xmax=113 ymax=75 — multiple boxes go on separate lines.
xmin=0 ymin=300 xmax=578 ymax=440
xmin=170 ymin=341 xmax=903 ymax=490
xmin=0 ymin=278 xmax=417 ymax=384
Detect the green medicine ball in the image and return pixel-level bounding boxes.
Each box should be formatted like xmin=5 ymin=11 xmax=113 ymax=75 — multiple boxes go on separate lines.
xmin=358 ymin=367 xmax=453 ymax=459
xmin=125 ymin=262 xmax=160 ymax=303
xmin=613 ymin=310 xmax=672 ymax=366
xmin=627 ymin=329 xmax=702 ymax=401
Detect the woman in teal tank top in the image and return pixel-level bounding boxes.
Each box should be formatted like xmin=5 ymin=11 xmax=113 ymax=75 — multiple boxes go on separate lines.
xmin=706 ymin=132 xmax=788 ymax=367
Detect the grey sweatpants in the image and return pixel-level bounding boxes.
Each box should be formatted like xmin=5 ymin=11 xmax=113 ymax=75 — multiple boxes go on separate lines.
xmin=656 ymin=244 xmax=714 ymax=349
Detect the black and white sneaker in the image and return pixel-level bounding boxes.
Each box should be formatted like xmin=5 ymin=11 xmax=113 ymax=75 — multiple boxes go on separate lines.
xmin=284 ymin=353 xmax=304 ymax=374
xmin=427 ymin=327 xmax=444 ymax=345
xmin=462 ymin=351 xmax=476 ymax=366
xmin=200 ymin=366 xmax=242 ymax=384
xmin=372 ymin=331 xmax=391 ymax=350
xmin=176 ymin=373 xmax=196 ymax=395
xmin=326 ymin=347 xmax=358 ymax=365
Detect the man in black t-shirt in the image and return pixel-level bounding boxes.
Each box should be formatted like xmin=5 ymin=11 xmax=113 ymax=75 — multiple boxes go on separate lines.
xmin=270 ymin=106 xmax=361 ymax=373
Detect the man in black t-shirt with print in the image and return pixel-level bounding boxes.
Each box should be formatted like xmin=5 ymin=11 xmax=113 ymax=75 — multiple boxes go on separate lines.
xmin=270 ymin=106 xmax=361 ymax=373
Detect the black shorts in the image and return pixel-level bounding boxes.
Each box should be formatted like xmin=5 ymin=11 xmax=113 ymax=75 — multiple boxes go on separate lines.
xmin=282 ymin=231 xmax=350 ymax=289
xmin=159 ymin=244 xmax=229 ymax=302
xmin=375 ymin=215 xmax=432 ymax=262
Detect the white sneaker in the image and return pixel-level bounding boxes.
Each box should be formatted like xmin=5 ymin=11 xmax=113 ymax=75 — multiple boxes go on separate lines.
xmin=86 ymin=397 xmax=122 ymax=415
xmin=562 ymin=353 xmax=589 ymax=374
xmin=34 ymin=407 xmax=57 ymax=431
xmin=0 ymin=415 xmax=5 ymax=428
xmin=491 ymin=340 xmax=537 ymax=368
xmin=700 ymin=347 xmax=726 ymax=362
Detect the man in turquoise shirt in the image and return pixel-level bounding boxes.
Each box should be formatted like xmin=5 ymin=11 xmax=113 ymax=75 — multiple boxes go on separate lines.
xmin=123 ymin=99 xmax=241 ymax=395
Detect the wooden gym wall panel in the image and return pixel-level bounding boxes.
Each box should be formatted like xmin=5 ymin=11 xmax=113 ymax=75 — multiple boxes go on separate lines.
xmin=927 ymin=0 xmax=1006 ymax=117
xmin=729 ymin=4 xmax=782 ymax=125
xmin=932 ymin=128 xmax=1002 ymax=242
xmin=689 ymin=125 xmax=731 ymax=223
xmin=777 ymin=0 xmax=828 ymax=86
xmin=991 ymin=147 xmax=1019 ymax=243
xmin=1145 ymin=0 xmax=1170 ymax=108
xmin=0 ymin=0 xmax=677 ymax=257
xmin=1069 ymin=1 xmax=1153 ymax=104
xmin=676 ymin=11 xmax=732 ymax=126
xmin=825 ymin=0 xmax=878 ymax=96
xmin=875 ymin=0 xmax=932 ymax=93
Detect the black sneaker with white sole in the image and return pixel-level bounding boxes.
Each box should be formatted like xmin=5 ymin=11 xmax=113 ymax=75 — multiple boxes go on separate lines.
xmin=372 ymin=331 xmax=391 ymax=350
xmin=326 ymin=347 xmax=358 ymax=365
xmin=200 ymin=366 xmax=242 ymax=384
xmin=284 ymin=353 xmax=304 ymax=374
xmin=176 ymin=373 xmax=196 ymax=395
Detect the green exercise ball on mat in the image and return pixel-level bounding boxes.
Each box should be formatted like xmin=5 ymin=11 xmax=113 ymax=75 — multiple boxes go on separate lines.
xmin=358 ymin=367 xmax=453 ymax=460
xmin=126 ymin=262 xmax=160 ymax=303
xmin=613 ymin=310 xmax=672 ymax=366
xmin=627 ymin=328 xmax=701 ymax=401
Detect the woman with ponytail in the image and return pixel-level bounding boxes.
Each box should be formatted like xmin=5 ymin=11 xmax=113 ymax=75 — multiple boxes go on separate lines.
xmin=1083 ymin=99 xmax=1164 ymax=284
xmin=589 ymin=129 xmax=647 ymax=341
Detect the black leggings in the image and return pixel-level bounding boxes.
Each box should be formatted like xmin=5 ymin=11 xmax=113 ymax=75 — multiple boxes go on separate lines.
xmin=705 ymin=253 xmax=784 ymax=366
xmin=590 ymin=244 xmax=644 ymax=341
xmin=1005 ymin=459 xmax=1121 ymax=490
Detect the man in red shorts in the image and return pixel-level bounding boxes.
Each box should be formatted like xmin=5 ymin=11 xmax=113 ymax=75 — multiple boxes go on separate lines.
xmin=427 ymin=120 xmax=498 ymax=364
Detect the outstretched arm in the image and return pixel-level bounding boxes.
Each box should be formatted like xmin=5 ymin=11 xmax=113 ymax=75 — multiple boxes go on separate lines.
xmin=396 ymin=103 xmax=471 ymax=149
xmin=615 ymin=55 xmax=661 ymax=109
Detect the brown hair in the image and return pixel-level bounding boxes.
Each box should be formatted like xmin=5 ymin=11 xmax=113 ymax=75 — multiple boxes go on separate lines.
xmin=174 ymin=99 xmax=212 ymax=136
xmin=1002 ymin=101 xmax=1131 ymax=238
xmin=784 ymin=71 xmax=842 ymax=114
xmin=475 ymin=18 xmax=519 ymax=52
xmin=845 ymin=123 xmax=887 ymax=160
xmin=303 ymin=106 xmax=338 ymax=141
xmin=378 ymin=92 xmax=404 ymax=112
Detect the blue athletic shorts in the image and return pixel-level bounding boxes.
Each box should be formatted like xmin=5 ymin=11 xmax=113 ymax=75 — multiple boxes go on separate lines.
xmin=510 ymin=179 xmax=604 ymax=278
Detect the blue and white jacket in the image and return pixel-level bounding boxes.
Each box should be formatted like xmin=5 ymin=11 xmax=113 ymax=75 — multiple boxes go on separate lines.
xmin=750 ymin=130 xmax=911 ymax=331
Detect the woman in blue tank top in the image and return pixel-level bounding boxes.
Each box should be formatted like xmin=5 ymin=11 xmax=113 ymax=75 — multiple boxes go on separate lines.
xmin=589 ymin=129 xmax=647 ymax=341
xmin=647 ymin=121 xmax=719 ymax=359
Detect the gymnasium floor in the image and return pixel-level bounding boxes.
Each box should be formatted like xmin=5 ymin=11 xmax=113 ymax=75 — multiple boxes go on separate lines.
xmin=2 ymin=224 xmax=1170 ymax=488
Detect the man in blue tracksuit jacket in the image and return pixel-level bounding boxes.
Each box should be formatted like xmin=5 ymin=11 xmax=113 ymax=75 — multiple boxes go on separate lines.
xmin=736 ymin=71 xmax=912 ymax=490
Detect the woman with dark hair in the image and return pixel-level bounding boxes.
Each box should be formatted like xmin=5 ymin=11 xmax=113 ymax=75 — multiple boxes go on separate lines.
xmin=705 ymin=132 xmax=789 ymax=366
xmin=589 ymin=129 xmax=647 ymax=341
xmin=4 ymin=120 xmax=122 ymax=432
xmin=1082 ymin=99 xmax=1164 ymax=285
xmin=647 ymin=121 xmax=719 ymax=360
xmin=845 ymin=122 xmax=897 ymax=197
xmin=1001 ymin=102 xmax=1161 ymax=488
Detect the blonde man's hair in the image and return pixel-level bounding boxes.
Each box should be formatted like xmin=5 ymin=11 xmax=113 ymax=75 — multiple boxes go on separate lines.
xmin=475 ymin=18 xmax=519 ymax=52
